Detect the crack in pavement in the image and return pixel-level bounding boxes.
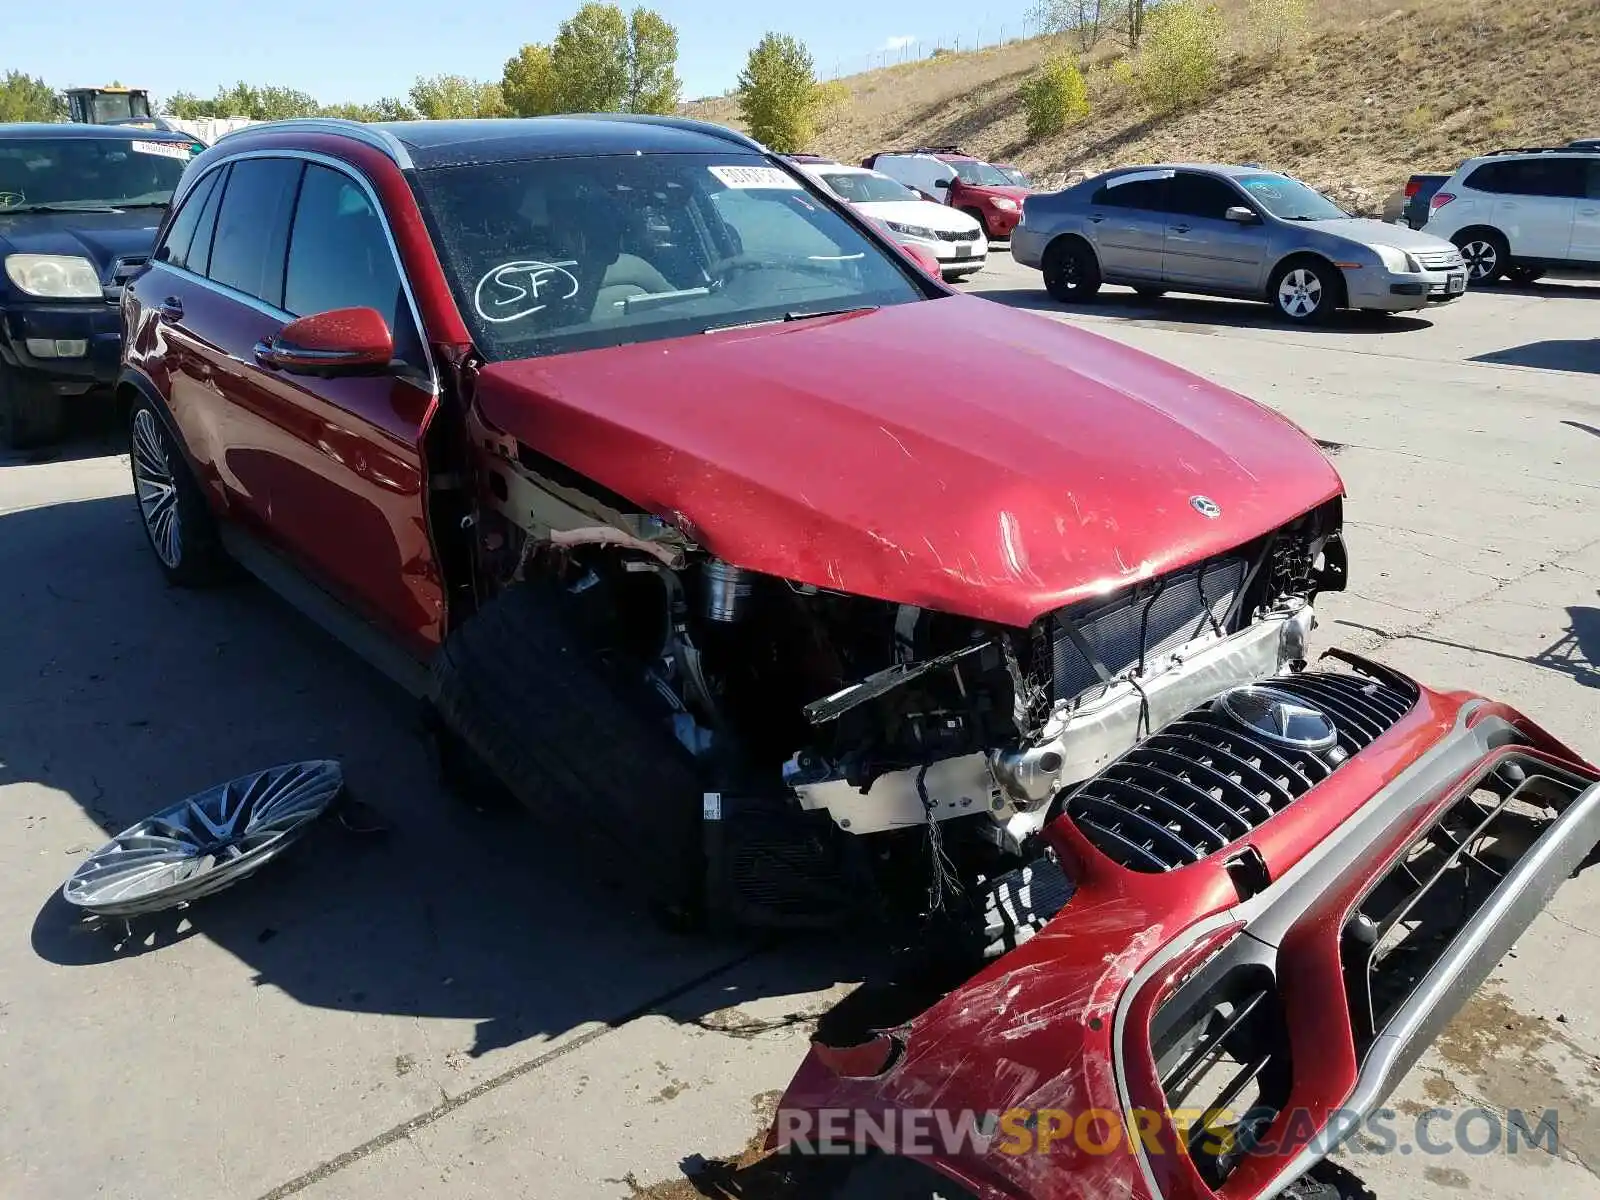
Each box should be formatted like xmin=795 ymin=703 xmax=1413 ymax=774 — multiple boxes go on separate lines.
xmin=253 ymin=941 xmax=782 ymax=1200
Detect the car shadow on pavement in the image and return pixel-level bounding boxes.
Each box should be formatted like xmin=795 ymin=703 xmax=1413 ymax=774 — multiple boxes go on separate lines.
xmin=1564 ymin=420 xmax=1600 ymax=440
xmin=0 ymin=395 xmax=123 ymax=467
xmin=973 ymin=287 xmax=1435 ymax=333
xmin=1489 ymin=280 xmax=1600 ymax=301
xmin=4 ymin=491 xmax=869 ymax=1060
xmin=1471 ymin=339 xmax=1600 ymax=374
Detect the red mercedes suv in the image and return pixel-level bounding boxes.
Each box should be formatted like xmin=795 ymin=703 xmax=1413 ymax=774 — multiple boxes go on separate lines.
xmin=119 ymin=116 xmax=1598 ymax=1200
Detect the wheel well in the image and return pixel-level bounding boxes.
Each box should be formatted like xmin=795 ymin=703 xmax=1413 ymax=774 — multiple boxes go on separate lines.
xmin=1046 ymin=232 xmax=1096 ymax=267
xmin=1269 ymin=252 xmax=1347 ymax=307
xmin=1450 ymin=224 xmax=1506 ymax=248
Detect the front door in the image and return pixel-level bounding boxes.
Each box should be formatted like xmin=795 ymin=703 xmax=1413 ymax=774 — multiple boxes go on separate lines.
xmin=1160 ymin=171 xmax=1269 ymax=291
xmin=184 ymin=154 xmax=445 ymax=655
xmin=1082 ymin=169 xmax=1171 ymax=281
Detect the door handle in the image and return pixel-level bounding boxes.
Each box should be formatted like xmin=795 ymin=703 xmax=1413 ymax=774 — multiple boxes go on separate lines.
xmin=1087 ymin=214 xmax=1105 ymax=223
xmin=253 ymin=339 xmax=282 ymax=370
xmin=157 ymin=297 xmax=183 ymax=321
xmin=1170 ymin=224 xmax=1192 ymax=234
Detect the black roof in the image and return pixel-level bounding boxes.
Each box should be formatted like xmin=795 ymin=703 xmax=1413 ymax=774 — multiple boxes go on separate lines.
xmin=0 ymin=122 xmax=195 ymax=142
xmin=369 ymin=115 xmax=763 ymax=169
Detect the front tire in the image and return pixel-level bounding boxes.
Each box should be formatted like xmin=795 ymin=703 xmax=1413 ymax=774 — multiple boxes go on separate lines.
xmin=1454 ymin=230 xmax=1508 ymax=284
xmin=128 ymin=397 xmax=228 ymax=587
xmin=430 ymin=584 xmax=707 ymax=923
xmin=1269 ymin=257 xmax=1339 ymax=323
xmin=1042 ymin=238 xmax=1102 ymax=302
xmin=0 ymin=365 xmax=65 ymax=451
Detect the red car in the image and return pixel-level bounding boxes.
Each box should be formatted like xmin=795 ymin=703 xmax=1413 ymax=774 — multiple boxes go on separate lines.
xmin=119 ymin=117 xmax=1599 ymax=1200
xmin=861 ymin=147 xmax=1032 ymax=239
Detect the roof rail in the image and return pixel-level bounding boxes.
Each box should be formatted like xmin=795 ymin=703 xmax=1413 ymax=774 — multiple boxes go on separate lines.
xmin=224 ymin=117 xmax=415 ymax=168
xmin=1486 ymin=144 xmax=1600 ymax=156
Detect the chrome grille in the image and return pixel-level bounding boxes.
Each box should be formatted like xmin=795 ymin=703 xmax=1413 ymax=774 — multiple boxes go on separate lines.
xmin=1051 ymin=558 xmax=1246 ymax=705
xmin=1065 ymin=665 xmax=1419 ymax=872
xmin=1413 ymin=248 xmax=1463 ymax=271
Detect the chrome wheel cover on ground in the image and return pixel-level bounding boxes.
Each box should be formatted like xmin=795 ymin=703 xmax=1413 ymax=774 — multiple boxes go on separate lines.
xmin=131 ymin=407 xmax=182 ymax=568
xmin=62 ymin=760 xmax=344 ymax=917
xmin=1277 ymin=267 xmax=1323 ymax=317
xmin=1460 ymin=239 xmax=1498 ymax=281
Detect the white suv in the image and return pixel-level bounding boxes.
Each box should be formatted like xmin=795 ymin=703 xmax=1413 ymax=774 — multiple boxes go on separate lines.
xmin=1423 ymin=147 xmax=1600 ymax=284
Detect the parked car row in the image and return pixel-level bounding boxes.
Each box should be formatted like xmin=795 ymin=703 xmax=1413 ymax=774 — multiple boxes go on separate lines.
xmin=1010 ymin=163 xmax=1468 ymax=322
xmin=6 ymin=110 xmax=1600 ymax=1200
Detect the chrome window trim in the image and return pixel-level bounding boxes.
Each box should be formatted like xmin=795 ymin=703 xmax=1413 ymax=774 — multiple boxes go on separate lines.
xmin=152 ymin=147 xmax=437 ymax=394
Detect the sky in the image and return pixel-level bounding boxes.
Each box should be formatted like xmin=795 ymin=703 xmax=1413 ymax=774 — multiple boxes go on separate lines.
xmin=7 ymin=0 xmax=1034 ymax=107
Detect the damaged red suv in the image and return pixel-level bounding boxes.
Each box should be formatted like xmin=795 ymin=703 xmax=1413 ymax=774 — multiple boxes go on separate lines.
xmin=120 ymin=117 xmax=1599 ymax=1200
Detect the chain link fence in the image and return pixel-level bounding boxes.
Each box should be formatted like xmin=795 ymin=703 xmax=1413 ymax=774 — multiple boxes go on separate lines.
xmin=821 ymin=15 xmax=1049 ymax=81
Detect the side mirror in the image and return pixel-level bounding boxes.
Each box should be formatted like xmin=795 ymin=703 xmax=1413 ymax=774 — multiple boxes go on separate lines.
xmin=1224 ymin=205 xmax=1260 ymax=224
xmin=933 ymin=177 xmax=954 ymax=189
xmin=255 ymin=307 xmax=395 ymax=377
xmin=900 ymin=244 xmax=943 ymax=277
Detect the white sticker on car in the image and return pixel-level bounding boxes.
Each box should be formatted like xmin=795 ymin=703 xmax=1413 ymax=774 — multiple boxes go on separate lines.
xmin=130 ymin=140 xmax=194 ymax=160
xmin=473 ymin=259 xmax=581 ymax=324
xmin=708 ymin=165 xmax=802 ymax=190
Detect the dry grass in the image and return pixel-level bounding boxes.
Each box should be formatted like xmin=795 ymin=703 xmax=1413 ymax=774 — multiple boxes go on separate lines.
xmin=686 ymin=0 xmax=1600 ymax=214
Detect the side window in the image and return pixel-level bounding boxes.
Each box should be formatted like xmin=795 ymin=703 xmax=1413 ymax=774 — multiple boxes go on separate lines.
xmin=187 ymin=164 xmax=228 ymax=277
xmin=155 ymin=168 xmax=220 ymax=268
xmin=284 ymin=165 xmax=404 ymax=327
xmin=1500 ymin=158 xmax=1583 ymax=199
xmin=1167 ymin=173 xmax=1248 ymax=220
xmin=1091 ymin=174 xmax=1171 ymax=211
xmin=207 ymin=157 xmax=303 ymax=306
xmin=1587 ymin=160 xmax=1600 ymax=201
xmin=1465 ymin=162 xmax=1508 ymax=193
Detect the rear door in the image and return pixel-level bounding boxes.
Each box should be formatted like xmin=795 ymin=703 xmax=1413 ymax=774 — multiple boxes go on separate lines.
xmin=1083 ymin=170 xmax=1171 ymax=281
xmin=1571 ymin=159 xmax=1600 ymax=265
xmin=1160 ymin=171 xmax=1269 ymax=291
xmin=1490 ymin=157 xmax=1581 ymax=259
xmin=223 ymin=159 xmax=444 ymax=653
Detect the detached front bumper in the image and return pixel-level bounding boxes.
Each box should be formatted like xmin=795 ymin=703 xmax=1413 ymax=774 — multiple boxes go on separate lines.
xmin=769 ymin=660 xmax=1599 ymax=1200
xmin=0 ymin=299 xmax=122 ymax=392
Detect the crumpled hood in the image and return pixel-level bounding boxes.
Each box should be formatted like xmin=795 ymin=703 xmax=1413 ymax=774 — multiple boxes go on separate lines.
xmin=0 ymin=208 xmax=163 ymax=283
xmin=475 ymin=294 xmax=1342 ymax=627
xmin=1297 ymin=216 xmax=1458 ymax=253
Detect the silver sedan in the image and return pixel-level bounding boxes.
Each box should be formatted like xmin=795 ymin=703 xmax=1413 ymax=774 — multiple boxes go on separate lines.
xmin=1010 ymin=164 xmax=1469 ymax=322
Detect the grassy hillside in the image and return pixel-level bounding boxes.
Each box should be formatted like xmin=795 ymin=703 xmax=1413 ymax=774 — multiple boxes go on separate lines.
xmin=687 ymin=0 xmax=1600 ymax=213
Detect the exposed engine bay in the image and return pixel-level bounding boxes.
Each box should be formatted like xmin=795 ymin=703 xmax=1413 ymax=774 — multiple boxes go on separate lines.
xmin=478 ymin=442 xmax=1348 ymax=955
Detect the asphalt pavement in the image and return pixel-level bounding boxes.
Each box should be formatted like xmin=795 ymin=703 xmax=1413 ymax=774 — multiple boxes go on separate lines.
xmin=1 ymin=255 xmax=1597 ymax=1200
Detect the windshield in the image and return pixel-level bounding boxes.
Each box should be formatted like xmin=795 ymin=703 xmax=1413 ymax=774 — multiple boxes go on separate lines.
xmin=998 ymin=167 xmax=1033 ymax=187
xmin=1236 ymin=173 xmax=1348 ymax=220
xmin=949 ymin=159 xmax=1012 ymax=187
xmin=0 ymin=136 xmax=199 ymax=211
xmin=414 ymin=152 xmax=925 ymax=363
xmin=818 ymin=171 xmax=919 ymax=204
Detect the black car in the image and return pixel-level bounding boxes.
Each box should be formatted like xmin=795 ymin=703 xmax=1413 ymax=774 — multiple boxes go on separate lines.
xmin=0 ymin=122 xmax=203 ymax=448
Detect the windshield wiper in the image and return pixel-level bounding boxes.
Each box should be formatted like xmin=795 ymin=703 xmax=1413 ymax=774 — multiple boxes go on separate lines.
xmin=3 ymin=202 xmax=123 ymax=214
xmin=701 ymin=305 xmax=878 ymax=335
xmin=784 ymin=304 xmax=878 ymax=322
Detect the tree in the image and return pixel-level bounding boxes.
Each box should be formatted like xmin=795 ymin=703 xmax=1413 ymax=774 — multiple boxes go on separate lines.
xmin=625 ymin=7 xmax=680 ymax=114
xmin=736 ymin=33 xmax=822 ymax=153
xmin=503 ymin=43 xmax=560 ymax=116
xmin=408 ymin=74 xmax=507 ymax=119
xmin=1027 ymin=0 xmax=1125 ymax=53
xmin=1131 ymin=0 xmax=1224 ymax=112
xmin=1020 ymin=56 xmax=1090 ymax=138
xmin=1125 ymin=0 xmax=1149 ymax=48
xmin=0 ymin=71 xmax=65 ymax=123
xmin=550 ymin=2 xmax=631 ymax=111
xmin=162 ymin=83 xmax=320 ymax=120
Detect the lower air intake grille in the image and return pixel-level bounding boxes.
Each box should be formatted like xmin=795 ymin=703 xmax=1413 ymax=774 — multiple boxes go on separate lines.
xmin=1052 ymin=558 xmax=1246 ymax=705
xmin=1342 ymin=753 xmax=1593 ymax=1056
xmin=1066 ymin=665 xmax=1418 ymax=871
xmin=1154 ymin=964 xmax=1292 ymax=1188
